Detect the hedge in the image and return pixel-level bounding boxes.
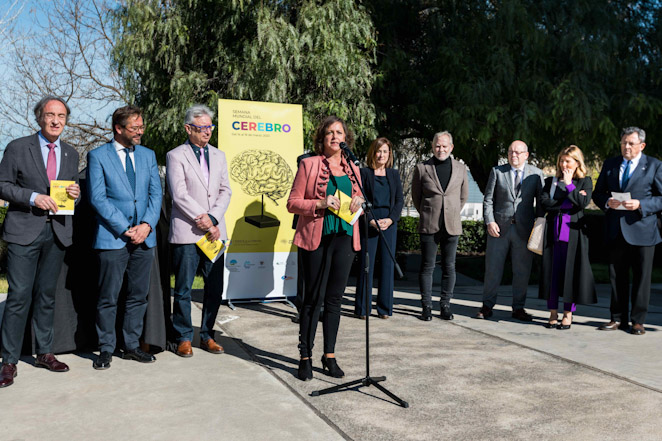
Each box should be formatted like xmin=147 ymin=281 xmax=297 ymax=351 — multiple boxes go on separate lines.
xmin=396 ymin=216 xmax=486 ymax=255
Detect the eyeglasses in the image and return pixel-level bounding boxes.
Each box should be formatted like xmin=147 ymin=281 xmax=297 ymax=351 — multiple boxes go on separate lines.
xmin=508 ymin=150 xmax=527 ymax=156
xmin=43 ymin=112 xmax=67 ymax=121
xmin=188 ymin=124 xmax=215 ymax=133
xmin=620 ymin=141 xmax=641 ymax=147
xmin=123 ymin=125 xmax=145 ymax=133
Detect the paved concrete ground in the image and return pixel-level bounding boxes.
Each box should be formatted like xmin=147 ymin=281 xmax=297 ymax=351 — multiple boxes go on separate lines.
xmin=0 ymin=301 xmax=343 ymax=441
xmin=1 ymin=271 xmax=661 ymax=441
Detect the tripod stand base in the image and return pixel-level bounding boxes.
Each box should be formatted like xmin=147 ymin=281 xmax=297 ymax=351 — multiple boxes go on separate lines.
xmin=311 ymin=375 xmax=409 ymax=408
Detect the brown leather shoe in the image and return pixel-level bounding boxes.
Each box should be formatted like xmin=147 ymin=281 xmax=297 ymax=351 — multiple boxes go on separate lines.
xmin=598 ymin=321 xmax=621 ymax=331
xmin=200 ymin=339 xmax=224 ymax=354
xmin=35 ymin=353 xmax=69 ymax=372
xmin=631 ymin=323 xmax=646 ymax=335
xmin=378 ymin=314 xmax=389 ymax=319
xmin=0 ymin=363 xmax=17 ymax=388
xmin=475 ymin=305 xmax=493 ymax=319
xmin=176 ymin=340 xmax=193 ymax=358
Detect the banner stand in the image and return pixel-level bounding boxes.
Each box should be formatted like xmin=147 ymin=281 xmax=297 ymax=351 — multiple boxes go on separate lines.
xmin=226 ymin=296 xmax=296 ymax=311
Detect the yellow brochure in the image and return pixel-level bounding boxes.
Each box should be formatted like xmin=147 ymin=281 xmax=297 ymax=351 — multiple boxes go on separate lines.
xmin=196 ymin=232 xmax=226 ymax=263
xmin=328 ymin=189 xmax=363 ymax=226
xmin=49 ymin=180 xmax=75 ymax=215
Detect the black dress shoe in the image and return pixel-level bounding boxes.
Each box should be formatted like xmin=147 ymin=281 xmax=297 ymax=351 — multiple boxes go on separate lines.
xmin=511 ymin=308 xmax=533 ymax=322
xmin=475 ymin=305 xmax=493 ymax=319
xmin=321 ymin=355 xmax=345 ymax=378
xmin=93 ymin=351 xmax=112 ymax=370
xmin=556 ymin=323 xmax=571 ymax=330
xmin=631 ymin=323 xmax=646 ymax=335
xmin=297 ymin=358 xmax=313 ymax=381
xmin=543 ymin=322 xmax=558 ymax=329
xmin=440 ymin=305 xmax=454 ymax=320
xmin=123 ymin=348 xmax=156 ymax=363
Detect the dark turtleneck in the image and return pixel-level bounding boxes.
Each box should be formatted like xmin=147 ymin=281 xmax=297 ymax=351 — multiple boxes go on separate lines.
xmin=433 ymin=156 xmax=452 ymax=192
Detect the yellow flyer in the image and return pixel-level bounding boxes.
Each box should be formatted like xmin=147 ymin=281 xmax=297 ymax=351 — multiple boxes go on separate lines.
xmin=196 ymin=233 xmax=225 ymax=263
xmin=49 ymin=180 xmax=75 ymax=215
xmin=328 ymin=189 xmax=363 ymax=225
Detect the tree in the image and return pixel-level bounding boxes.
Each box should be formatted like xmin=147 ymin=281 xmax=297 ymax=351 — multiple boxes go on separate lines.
xmin=112 ymin=0 xmax=377 ymax=162
xmin=367 ymin=0 xmax=662 ymax=190
xmin=0 ymin=0 xmax=125 ymax=162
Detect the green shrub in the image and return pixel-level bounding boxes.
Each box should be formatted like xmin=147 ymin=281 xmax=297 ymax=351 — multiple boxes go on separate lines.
xmin=396 ymin=216 xmax=487 ymax=255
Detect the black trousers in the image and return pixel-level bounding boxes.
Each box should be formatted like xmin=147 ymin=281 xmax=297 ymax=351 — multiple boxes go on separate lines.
xmin=1 ymin=223 xmax=65 ymax=364
xmin=608 ymin=235 xmax=655 ymax=325
xmin=419 ymin=229 xmax=459 ymax=308
xmin=96 ymin=244 xmax=154 ymax=352
xmin=298 ymin=233 xmax=355 ymax=358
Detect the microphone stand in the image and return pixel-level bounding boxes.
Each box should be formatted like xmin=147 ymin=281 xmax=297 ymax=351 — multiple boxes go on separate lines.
xmin=311 ymin=151 xmax=409 ymax=408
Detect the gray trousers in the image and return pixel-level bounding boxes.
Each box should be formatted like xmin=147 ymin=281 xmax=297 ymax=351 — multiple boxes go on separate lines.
xmin=482 ymin=225 xmax=533 ymax=310
xmin=1 ymin=223 xmax=65 ymax=364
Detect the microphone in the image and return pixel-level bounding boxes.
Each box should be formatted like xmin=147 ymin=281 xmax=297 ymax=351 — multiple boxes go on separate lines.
xmin=340 ymin=142 xmax=360 ymax=166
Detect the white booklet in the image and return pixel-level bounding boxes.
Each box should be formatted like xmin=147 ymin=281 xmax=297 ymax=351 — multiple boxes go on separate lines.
xmin=611 ymin=192 xmax=631 ymax=210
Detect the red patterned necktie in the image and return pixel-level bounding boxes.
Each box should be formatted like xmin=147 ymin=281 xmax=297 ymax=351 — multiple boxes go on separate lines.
xmin=46 ymin=143 xmax=57 ymax=181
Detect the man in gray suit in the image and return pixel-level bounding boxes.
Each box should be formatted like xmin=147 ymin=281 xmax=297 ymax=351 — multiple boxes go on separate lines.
xmin=412 ymin=131 xmax=468 ymax=321
xmin=476 ymin=140 xmax=543 ymax=321
xmin=166 ymin=104 xmax=231 ymax=357
xmin=0 ymin=96 xmax=80 ymax=388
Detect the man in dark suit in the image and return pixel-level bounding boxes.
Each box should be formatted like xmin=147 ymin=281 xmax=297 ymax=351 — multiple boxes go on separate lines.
xmin=476 ymin=140 xmax=543 ymax=321
xmin=87 ymin=105 xmax=162 ymax=369
xmin=412 ymin=131 xmax=468 ymax=321
xmin=592 ymin=127 xmax=662 ymax=335
xmin=0 ymin=96 xmax=80 ymax=388
xmin=166 ymin=104 xmax=231 ymax=357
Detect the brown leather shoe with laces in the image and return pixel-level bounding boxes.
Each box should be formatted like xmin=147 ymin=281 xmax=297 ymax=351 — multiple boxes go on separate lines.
xmin=201 ymin=339 xmax=224 ymax=354
xmin=35 ymin=353 xmax=69 ymax=372
xmin=0 ymin=363 xmax=17 ymax=388
xmin=176 ymin=340 xmax=193 ymax=358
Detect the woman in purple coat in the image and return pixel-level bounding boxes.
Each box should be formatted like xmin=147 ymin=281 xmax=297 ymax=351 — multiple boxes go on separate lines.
xmin=539 ymin=145 xmax=597 ymax=329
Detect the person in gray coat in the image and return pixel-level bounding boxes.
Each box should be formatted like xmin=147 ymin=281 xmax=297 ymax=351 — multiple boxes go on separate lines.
xmin=476 ymin=140 xmax=543 ymax=321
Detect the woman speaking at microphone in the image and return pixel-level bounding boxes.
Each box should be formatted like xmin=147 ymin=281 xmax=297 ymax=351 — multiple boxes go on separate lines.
xmin=287 ymin=116 xmax=363 ymax=381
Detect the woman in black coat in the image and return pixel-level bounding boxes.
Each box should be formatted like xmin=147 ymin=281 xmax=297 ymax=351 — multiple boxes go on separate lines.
xmin=354 ymin=137 xmax=404 ymax=319
xmin=539 ymin=145 xmax=597 ymax=329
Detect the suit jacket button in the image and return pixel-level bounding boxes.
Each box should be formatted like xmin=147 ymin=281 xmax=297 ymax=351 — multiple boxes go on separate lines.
xmin=134 ymin=200 xmax=137 ymax=203
xmin=129 ymin=216 xmax=133 ymax=220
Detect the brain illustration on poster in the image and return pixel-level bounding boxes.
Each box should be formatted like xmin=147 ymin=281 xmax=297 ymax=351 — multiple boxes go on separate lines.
xmin=229 ymin=150 xmax=294 ymax=205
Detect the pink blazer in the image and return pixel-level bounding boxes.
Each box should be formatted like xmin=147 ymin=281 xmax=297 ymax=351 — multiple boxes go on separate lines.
xmin=287 ymin=155 xmax=362 ymax=252
xmin=166 ymin=142 xmax=232 ymax=244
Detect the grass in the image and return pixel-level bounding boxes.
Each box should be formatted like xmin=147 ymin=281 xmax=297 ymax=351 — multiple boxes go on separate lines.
xmin=455 ymin=255 xmax=662 ymax=284
xmin=169 ymin=274 xmax=205 ymax=289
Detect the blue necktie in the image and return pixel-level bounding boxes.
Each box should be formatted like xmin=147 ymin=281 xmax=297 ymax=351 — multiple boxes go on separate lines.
xmin=621 ymin=160 xmax=631 ymax=191
xmin=125 ymin=148 xmax=137 ymax=226
xmin=125 ymin=148 xmax=136 ymax=193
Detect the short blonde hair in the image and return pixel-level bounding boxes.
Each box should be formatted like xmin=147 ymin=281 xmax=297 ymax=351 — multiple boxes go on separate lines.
xmin=366 ymin=137 xmax=394 ymax=169
xmin=555 ymin=145 xmax=587 ymax=179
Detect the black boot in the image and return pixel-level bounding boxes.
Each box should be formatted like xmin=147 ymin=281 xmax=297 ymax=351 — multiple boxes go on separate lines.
xmin=321 ymin=355 xmax=345 ymax=378
xmin=421 ymin=305 xmax=432 ymax=321
xmin=440 ymin=304 xmax=454 ymax=320
xmin=297 ymin=358 xmax=313 ymax=381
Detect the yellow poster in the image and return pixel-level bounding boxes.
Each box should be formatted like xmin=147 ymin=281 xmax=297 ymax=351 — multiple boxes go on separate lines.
xmin=218 ymin=99 xmax=302 ymax=301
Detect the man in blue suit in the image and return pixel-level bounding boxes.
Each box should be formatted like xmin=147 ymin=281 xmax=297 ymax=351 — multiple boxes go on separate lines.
xmin=87 ymin=105 xmax=162 ymax=368
xmin=593 ymin=127 xmax=662 ymax=335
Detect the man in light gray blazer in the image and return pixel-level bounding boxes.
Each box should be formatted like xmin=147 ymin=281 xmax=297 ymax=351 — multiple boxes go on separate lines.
xmin=476 ymin=140 xmax=543 ymax=321
xmin=167 ymin=104 xmax=231 ymax=358
xmin=412 ymin=131 xmax=468 ymax=321
xmin=0 ymin=96 xmax=80 ymax=388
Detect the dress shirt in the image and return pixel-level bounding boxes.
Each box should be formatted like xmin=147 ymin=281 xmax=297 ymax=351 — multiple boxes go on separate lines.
xmin=113 ymin=139 xmax=136 ymax=173
xmin=29 ymin=131 xmax=62 ymax=206
xmin=511 ymin=165 xmax=525 ymax=190
xmin=619 ymin=152 xmax=642 ymax=183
